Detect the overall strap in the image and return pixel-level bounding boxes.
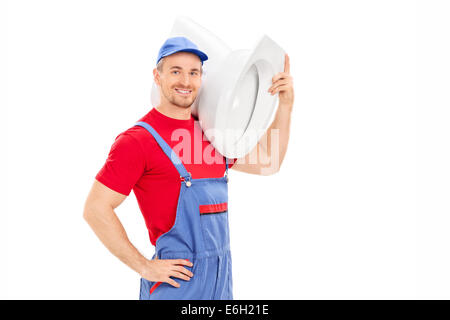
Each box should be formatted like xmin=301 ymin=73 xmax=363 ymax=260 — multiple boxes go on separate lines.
xmin=224 ymin=157 xmax=229 ymax=182
xmin=134 ymin=121 xmax=191 ymax=181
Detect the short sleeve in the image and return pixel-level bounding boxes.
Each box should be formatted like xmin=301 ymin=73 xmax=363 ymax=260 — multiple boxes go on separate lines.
xmin=95 ymin=133 xmax=145 ymax=196
xmin=228 ymin=157 xmax=238 ymax=169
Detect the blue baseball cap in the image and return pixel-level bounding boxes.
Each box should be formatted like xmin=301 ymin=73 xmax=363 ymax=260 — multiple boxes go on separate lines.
xmin=156 ymin=36 xmax=208 ymax=66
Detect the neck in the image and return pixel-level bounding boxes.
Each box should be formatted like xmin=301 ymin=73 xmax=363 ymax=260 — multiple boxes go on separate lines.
xmin=156 ymin=102 xmax=192 ymax=120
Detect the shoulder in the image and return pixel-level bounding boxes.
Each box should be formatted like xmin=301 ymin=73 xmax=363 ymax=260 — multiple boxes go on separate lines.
xmin=113 ymin=120 xmax=168 ymax=168
xmin=118 ymin=122 xmax=161 ymax=152
xmin=104 ymin=122 xmax=156 ymax=166
xmin=110 ymin=127 xmax=144 ymax=153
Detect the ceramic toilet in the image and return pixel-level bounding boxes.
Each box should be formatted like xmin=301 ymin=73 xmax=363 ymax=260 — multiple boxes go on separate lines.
xmin=151 ymin=16 xmax=285 ymax=159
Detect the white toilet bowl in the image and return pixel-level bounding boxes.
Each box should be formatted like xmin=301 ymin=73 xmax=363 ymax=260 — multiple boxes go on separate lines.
xmin=151 ymin=16 xmax=285 ymax=159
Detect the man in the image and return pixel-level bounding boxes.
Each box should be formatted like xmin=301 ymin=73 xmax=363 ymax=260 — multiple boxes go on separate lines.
xmin=83 ymin=36 xmax=294 ymax=299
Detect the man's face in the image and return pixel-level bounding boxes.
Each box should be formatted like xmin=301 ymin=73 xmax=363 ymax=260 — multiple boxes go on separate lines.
xmin=154 ymin=52 xmax=202 ymax=109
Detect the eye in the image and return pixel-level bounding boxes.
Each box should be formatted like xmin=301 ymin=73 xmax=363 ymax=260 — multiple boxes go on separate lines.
xmin=172 ymin=71 xmax=179 ymax=75
xmin=191 ymin=72 xmax=198 ymax=76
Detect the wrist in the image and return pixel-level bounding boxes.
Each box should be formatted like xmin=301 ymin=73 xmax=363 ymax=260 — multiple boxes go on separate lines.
xmin=132 ymin=255 xmax=150 ymax=277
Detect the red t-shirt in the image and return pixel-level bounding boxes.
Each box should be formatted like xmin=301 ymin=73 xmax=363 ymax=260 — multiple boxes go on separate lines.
xmin=95 ymin=107 xmax=236 ymax=246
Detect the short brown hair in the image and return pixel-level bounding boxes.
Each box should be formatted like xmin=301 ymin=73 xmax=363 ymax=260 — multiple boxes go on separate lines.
xmin=156 ymin=58 xmax=165 ymax=73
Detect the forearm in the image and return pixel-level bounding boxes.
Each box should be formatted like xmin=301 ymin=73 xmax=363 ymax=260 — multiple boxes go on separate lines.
xmin=83 ymin=204 xmax=147 ymax=275
xmin=259 ymin=102 xmax=293 ymax=170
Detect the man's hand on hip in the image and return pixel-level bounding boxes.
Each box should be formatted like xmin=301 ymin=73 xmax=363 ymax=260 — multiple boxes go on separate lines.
xmin=139 ymin=257 xmax=194 ymax=288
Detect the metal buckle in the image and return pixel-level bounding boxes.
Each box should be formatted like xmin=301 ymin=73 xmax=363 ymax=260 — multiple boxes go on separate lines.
xmin=181 ymin=172 xmax=192 ymax=187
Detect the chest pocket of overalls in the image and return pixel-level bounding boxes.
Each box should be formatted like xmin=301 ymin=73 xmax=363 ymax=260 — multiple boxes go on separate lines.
xmin=199 ymin=202 xmax=229 ymax=251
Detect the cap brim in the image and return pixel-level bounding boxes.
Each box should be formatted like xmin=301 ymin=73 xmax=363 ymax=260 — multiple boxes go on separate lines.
xmin=162 ymin=48 xmax=208 ymax=64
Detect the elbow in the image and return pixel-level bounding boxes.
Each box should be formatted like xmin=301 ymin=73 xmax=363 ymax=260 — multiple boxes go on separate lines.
xmin=263 ymin=155 xmax=282 ymax=175
xmin=83 ymin=200 xmax=98 ymax=223
xmin=83 ymin=205 xmax=92 ymax=223
xmin=259 ymin=163 xmax=281 ymax=176
xmin=258 ymin=151 xmax=284 ymax=176
xmin=266 ymin=166 xmax=281 ymax=176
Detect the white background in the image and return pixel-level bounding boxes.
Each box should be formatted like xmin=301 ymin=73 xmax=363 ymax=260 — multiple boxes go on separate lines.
xmin=2 ymin=0 xmax=449 ymax=299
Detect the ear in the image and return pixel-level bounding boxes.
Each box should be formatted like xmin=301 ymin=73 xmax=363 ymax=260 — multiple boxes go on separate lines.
xmin=153 ymin=68 xmax=161 ymax=86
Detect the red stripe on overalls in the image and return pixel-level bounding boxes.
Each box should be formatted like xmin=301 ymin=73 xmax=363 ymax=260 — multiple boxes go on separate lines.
xmin=149 ymin=282 xmax=162 ymax=294
xmin=199 ymin=202 xmax=228 ymax=214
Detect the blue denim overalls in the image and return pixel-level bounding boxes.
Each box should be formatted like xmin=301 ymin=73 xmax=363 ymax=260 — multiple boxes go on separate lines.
xmin=134 ymin=121 xmax=233 ymax=300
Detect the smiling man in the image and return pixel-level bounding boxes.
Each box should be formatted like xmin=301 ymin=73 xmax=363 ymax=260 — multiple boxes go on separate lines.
xmin=83 ymin=36 xmax=294 ymax=300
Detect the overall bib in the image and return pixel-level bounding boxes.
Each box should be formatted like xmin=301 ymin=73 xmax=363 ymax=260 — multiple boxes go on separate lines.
xmin=135 ymin=121 xmax=233 ymax=300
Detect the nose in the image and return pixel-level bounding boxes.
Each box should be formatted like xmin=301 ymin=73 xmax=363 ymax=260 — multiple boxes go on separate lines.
xmin=180 ymin=74 xmax=190 ymax=87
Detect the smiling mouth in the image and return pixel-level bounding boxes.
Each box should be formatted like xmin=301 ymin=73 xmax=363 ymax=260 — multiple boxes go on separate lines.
xmin=175 ymin=88 xmax=192 ymax=96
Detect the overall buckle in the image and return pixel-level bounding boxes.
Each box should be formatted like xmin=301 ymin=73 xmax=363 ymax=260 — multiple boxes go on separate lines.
xmin=180 ymin=172 xmax=192 ymax=187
